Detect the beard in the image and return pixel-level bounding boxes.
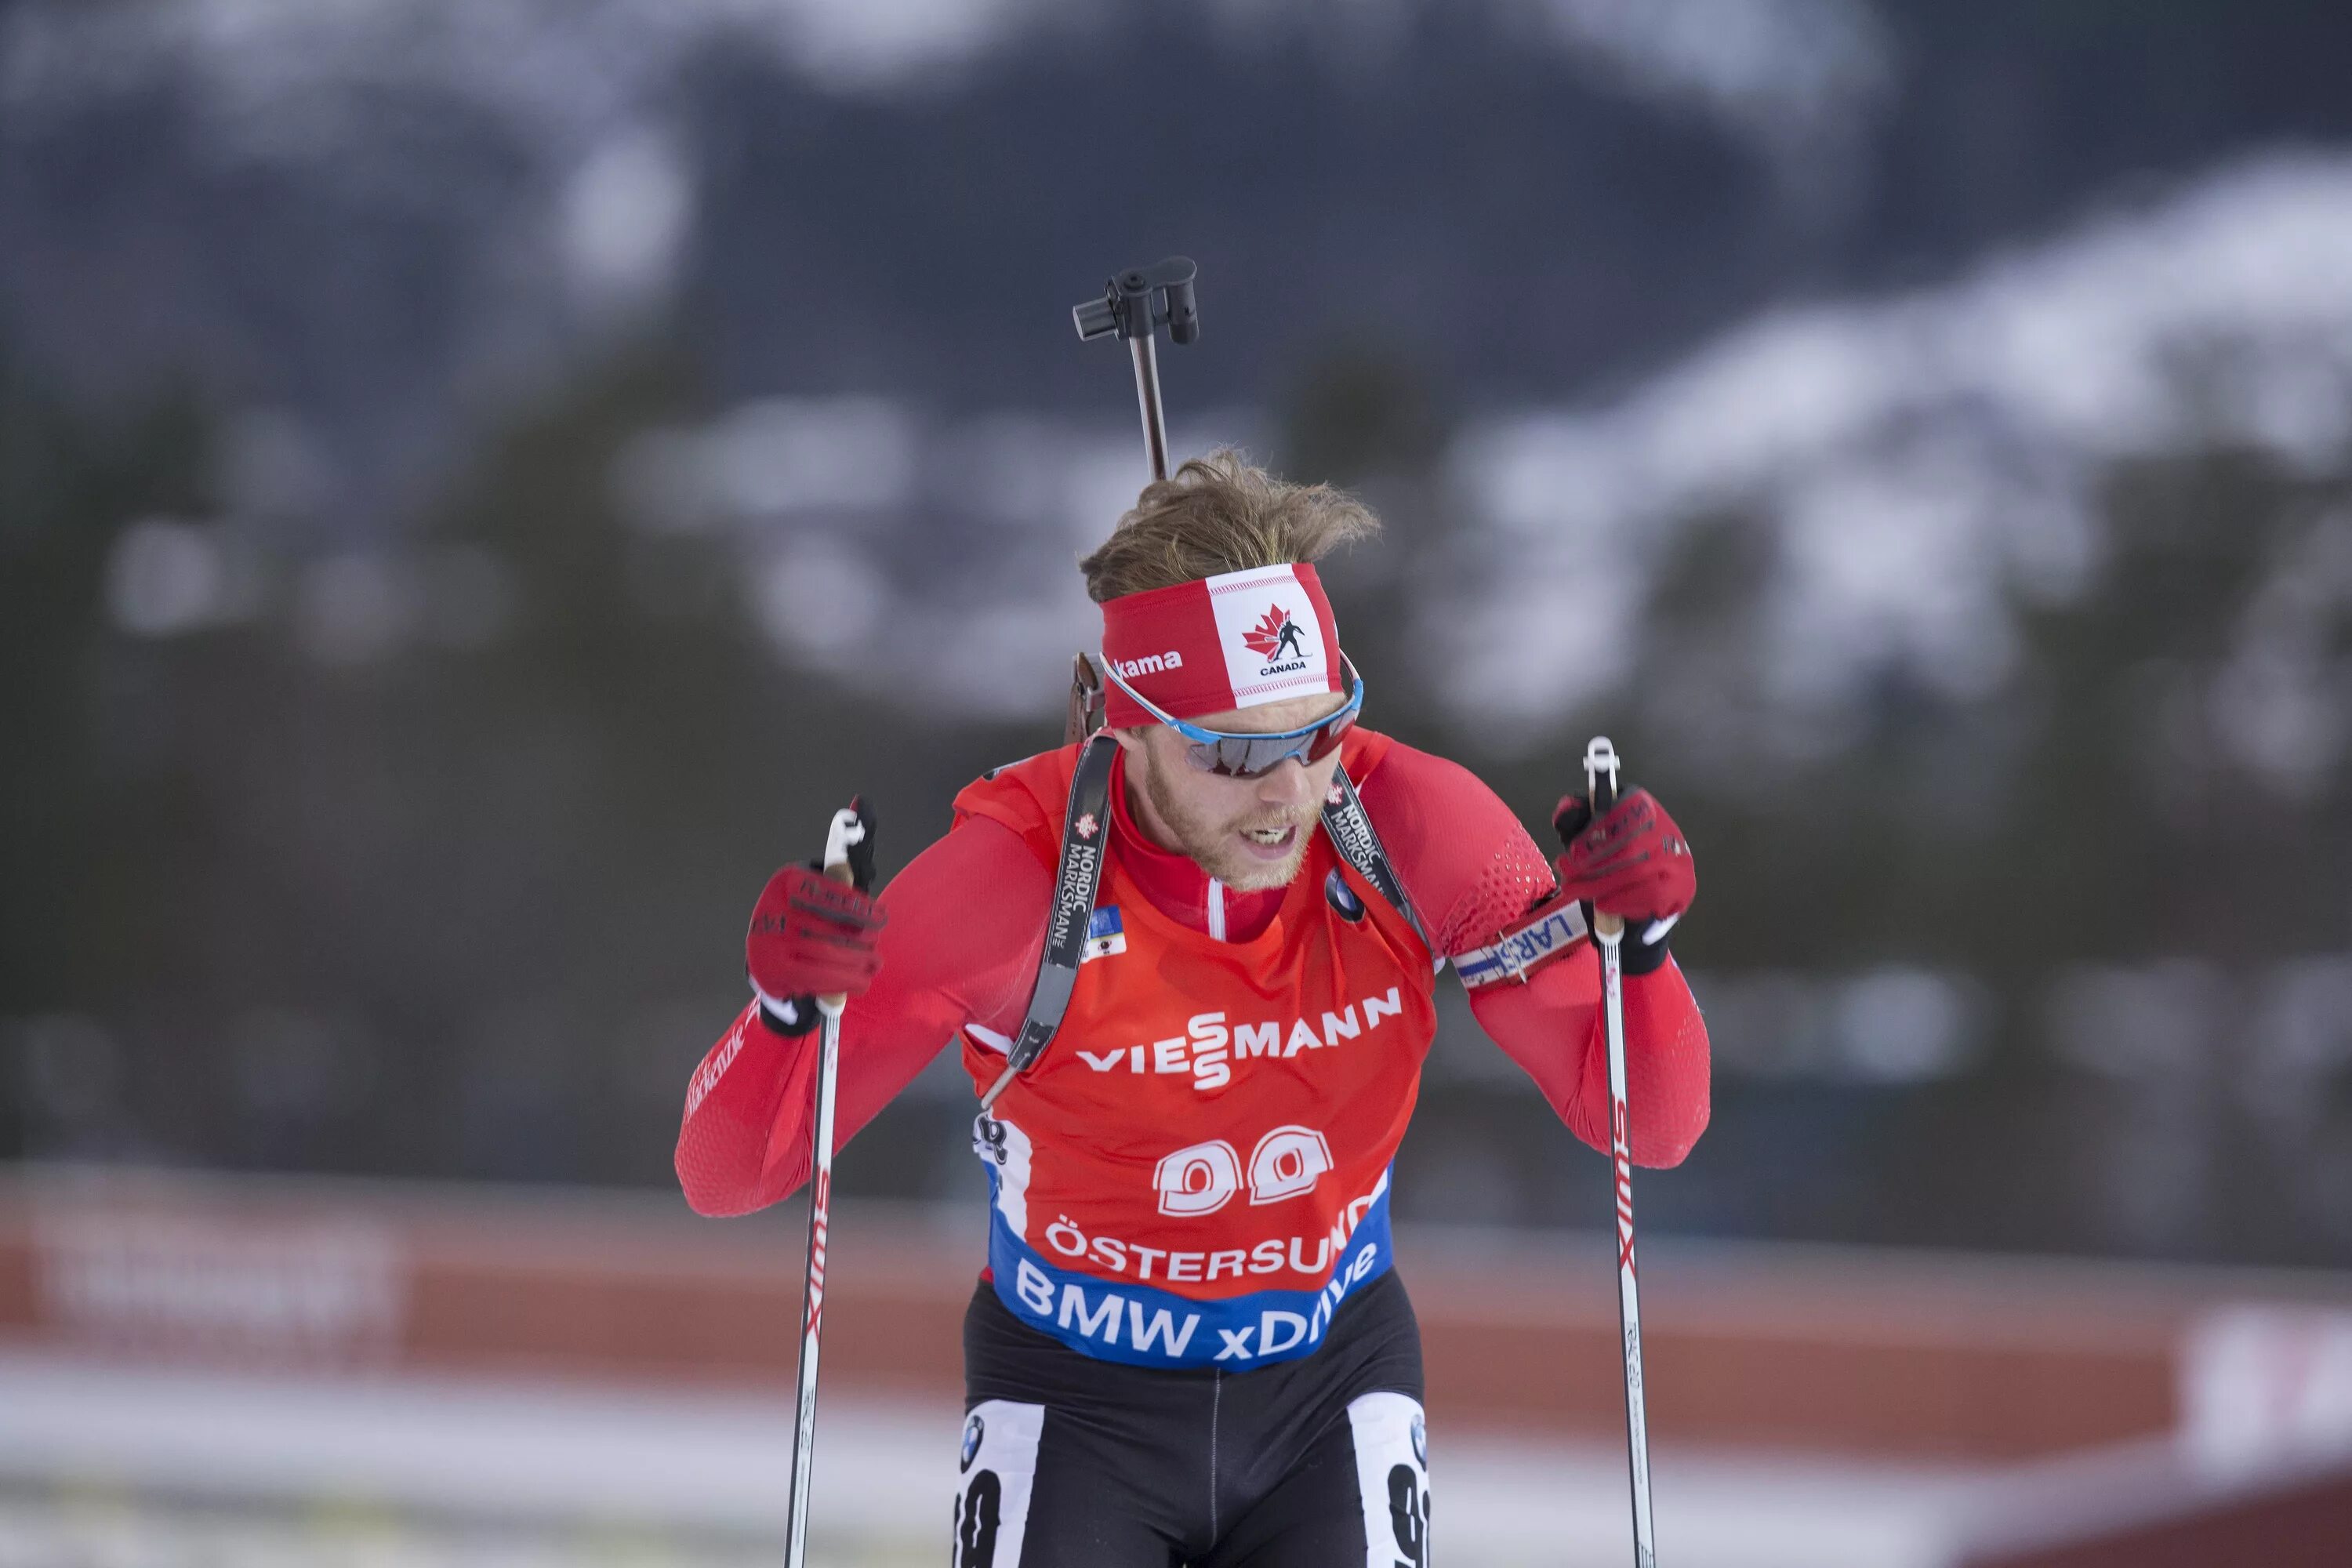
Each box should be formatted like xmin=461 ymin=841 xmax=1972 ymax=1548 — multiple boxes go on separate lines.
xmin=1140 ymin=757 xmax=1321 ymax=892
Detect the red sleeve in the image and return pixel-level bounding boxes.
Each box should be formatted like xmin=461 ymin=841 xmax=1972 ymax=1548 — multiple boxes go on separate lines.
xmin=1355 ymin=741 xmax=1710 ymax=1168
xmin=673 ymin=815 xmax=1049 ymax=1216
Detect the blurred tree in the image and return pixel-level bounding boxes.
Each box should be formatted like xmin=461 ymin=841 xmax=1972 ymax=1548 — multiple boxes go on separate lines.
xmin=1275 ymin=345 xmax=1456 ymax=742
xmin=0 ymin=337 xmax=220 ymax=1160
xmin=1408 ymin=426 xmax=2352 ymax=1261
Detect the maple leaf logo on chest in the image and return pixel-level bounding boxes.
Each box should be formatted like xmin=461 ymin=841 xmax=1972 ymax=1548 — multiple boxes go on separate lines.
xmin=1242 ymin=604 xmax=1308 ymax=662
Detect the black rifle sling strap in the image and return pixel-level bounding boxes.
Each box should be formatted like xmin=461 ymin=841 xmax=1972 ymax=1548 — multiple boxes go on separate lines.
xmin=978 ymin=748 xmax=1430 ymax=1112
xmin=1318 ymin=764 xmax=1432 ymax=958
xmin=977 ymin=731 xmax=1118 ymax=1110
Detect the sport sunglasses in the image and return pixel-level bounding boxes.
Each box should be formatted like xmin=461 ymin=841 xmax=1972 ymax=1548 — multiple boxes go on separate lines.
xmin=1093 ymin=653 xmax=1365 ymax=779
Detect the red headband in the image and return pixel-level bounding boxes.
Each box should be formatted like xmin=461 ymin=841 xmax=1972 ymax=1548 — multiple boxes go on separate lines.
xmin=1099 ymin=562 xmax=1343 ymax=728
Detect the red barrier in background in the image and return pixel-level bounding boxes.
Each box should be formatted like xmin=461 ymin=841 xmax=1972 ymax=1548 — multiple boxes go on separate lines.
xmin=1951 ymin=1436 xmax=2352 ymax=1566
xmin=10 ymin=1163 xmax=2351 ymax=1465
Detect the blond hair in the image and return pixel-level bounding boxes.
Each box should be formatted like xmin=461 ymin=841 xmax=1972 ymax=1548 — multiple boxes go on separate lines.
xmin=1078 ymin=449 xmax=1381 ymax=603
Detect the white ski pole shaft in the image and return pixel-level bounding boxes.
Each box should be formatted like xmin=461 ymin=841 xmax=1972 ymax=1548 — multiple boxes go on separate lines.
xmin=1584 ymin=736 xmax=1657 ymax=1568
xmin=784 ymin=805 xmax=866 ymax=1568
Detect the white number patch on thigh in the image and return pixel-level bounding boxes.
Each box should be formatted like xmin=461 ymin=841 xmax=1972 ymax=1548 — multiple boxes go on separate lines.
xmin=951 ymin=1399 xmax=1044 ymax=1568
xmin=1346 ymin=1391 xmax=1431 ymax=1567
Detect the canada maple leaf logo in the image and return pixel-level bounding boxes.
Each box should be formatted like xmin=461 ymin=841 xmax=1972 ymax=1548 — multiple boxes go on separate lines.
xmin=1242 ymin=603 xmax=1306 ymax=661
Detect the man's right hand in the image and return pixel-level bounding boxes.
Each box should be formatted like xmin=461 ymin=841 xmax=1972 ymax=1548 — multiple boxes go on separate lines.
xmin=746 ymin=863 xmax=887 ymax=1036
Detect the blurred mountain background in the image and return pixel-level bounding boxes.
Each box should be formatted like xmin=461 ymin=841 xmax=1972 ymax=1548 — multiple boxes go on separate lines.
xmin=5 ymin=0 xmax=2351 ymax=1266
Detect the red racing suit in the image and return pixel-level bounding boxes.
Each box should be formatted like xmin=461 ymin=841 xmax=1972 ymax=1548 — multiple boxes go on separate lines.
xmin=676 ymin=728 xmax=1709 ymax=1369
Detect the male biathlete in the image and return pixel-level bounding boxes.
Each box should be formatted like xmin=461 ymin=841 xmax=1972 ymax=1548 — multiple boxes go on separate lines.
xmin=676 ymin=452 xmax=1709 ymax=1566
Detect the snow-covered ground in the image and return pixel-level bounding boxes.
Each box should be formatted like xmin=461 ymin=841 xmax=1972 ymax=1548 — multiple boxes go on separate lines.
xmin=0 ymin=1348 xmax=1987 ymax=1568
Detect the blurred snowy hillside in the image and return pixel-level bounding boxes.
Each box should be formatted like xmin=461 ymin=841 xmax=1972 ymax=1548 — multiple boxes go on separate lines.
xmin=5 ymin=0 xmax=2351 ymax=1266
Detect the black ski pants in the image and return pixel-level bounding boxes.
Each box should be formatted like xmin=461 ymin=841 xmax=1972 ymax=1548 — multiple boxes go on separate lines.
xmin=952 ymin=1269 xmax=1432 ymax=1567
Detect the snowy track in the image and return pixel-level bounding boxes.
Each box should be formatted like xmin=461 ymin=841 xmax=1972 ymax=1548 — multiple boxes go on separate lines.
xmin=0 ymin=1350 xmax=1984 ymax=1568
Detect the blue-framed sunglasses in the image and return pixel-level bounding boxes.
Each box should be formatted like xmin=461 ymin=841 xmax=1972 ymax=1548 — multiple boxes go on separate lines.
xmin=1094 ymin=653 xmax=1366 ymax=779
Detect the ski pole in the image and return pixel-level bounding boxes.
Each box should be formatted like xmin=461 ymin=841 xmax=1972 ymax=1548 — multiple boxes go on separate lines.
xmin=783 ymin=799 xmax=875 ymax=1568
xmin=1584 ymin=735 xmax=1657 ymax=1568
xmin=1073 ymin=256 xmax=1200 ymax=482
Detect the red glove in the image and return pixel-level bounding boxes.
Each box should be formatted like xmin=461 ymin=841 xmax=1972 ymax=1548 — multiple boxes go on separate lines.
xmin=1552 ymin=788 xmax=1695 ymax=973
xmin=746 ymin=863 xmax=887 ymax=1036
